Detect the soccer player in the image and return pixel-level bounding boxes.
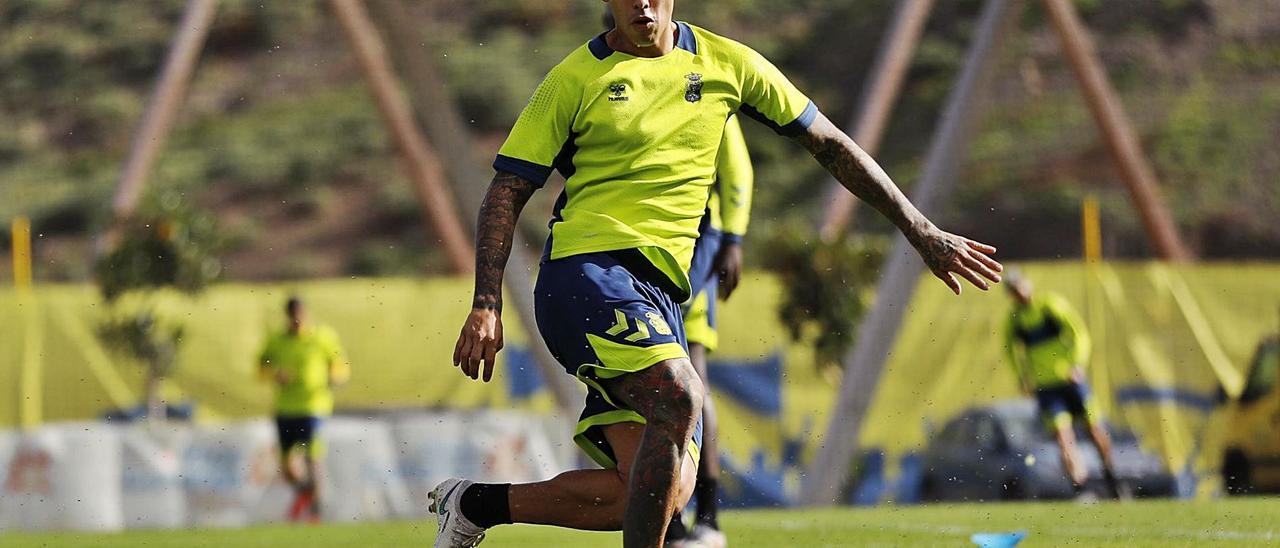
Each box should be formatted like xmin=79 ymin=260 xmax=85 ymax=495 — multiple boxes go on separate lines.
xmin=598 ymin=10 xmax=750 ymax=546
xmin=1003 ymin=272 xmax=1121 ymax=497
xmin=258 ymin=297 xmax=350 ymax=522
xmin=441 ymin=2 xmax=1003 ymax=546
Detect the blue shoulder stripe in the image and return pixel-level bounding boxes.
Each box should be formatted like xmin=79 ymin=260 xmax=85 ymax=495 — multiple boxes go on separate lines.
xmin=588 ymin=32 xmax=611 ymax=60
xmin=675 ymin=22 xmax=697 ymax=54
xmin=740 ymin=100 xmax=818 ymax=137
xmin=494 ymin=155 xmax=552 ymax=187
xmin=788 ymin=101 xmax=819 ymax=133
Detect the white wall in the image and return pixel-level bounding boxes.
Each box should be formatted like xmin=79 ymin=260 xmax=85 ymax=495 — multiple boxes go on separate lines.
xmin=0 ymin=411 xmax=573 ymax=531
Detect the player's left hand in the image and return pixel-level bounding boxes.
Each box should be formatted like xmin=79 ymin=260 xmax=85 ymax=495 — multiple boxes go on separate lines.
xmin=1070 ymin=366 xmax=1086 ymax=385
xmin=713 ymin=241 xmax=744 ymax=300
xmin=453 ymin=307 xmax=504 ymax=382
xmin=914 ymin=226 xmax=1003 ymax=295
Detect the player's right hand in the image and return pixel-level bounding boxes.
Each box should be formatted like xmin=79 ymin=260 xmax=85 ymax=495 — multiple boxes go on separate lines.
xmin=453 ymin=307 xmax=503 ymax=382
xmin=713 ymin=241 xmax=744 ymax=300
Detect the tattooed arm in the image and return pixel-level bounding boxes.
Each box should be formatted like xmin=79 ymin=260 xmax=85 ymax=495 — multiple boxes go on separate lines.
xmin=793 ymin=111 xmax=1003 ymax=294
xmin=452 ymin=171 xmax=539 ymax=382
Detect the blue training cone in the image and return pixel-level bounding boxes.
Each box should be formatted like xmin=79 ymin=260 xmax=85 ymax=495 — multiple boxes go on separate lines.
xmin=970 ymin=531 xmax=1028 ymax=548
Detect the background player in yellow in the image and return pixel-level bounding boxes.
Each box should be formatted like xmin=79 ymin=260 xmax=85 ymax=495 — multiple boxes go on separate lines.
xmin=442 ymin=1 xmax=1003 ymax=546
xmin=669 ymin=113 xmax=752 ymax=548
xmin=258 ymin=297 xmax=350 ymax=522
xmin=1004 ymin=272 xmax=1121 ymax=497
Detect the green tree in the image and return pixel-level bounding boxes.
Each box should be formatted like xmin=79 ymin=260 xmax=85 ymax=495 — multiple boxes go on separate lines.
xmin=762 ymin=222 xmax=887 ymax=372
xmin=95 ymin=195 xmax=227 ymax=422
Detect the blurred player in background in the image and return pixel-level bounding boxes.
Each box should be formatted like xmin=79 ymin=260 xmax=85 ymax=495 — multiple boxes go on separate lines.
xmin=1248 ymin=314 xmax=1280 ymax=382
xmin=258 ymin=297 xmax=350 ymax=522
xmin=443 ymin=0 xmax=1002 ymax=546
xmin=1004 ymin=272 xmax=1121 ymax=497
xmin=668 ymin=114 xmax=753 ymax=548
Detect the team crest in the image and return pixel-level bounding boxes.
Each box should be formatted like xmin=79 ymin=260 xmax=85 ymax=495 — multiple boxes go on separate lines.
xmin=684 ymin=73 xmax=703 ymax=103
xmin=645 ymin=312 xmax=673 ymax=336
xmin=608 ymin=82 xmax=628 ymax=102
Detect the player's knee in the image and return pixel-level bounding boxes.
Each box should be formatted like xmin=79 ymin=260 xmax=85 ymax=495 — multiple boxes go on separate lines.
xmin=646 ymin=360 xmax=704 ymax=438
xmin=609 ymin=359 xmax=704 ymax=442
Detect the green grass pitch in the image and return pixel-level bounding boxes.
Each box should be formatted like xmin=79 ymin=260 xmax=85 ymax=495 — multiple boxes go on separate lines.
xmin=5 ymin=499 xmax=1277 ymax=547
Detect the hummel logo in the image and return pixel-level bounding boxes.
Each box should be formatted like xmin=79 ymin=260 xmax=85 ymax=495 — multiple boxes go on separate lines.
xmin=608 ymin=82 xmax=629 ymax=102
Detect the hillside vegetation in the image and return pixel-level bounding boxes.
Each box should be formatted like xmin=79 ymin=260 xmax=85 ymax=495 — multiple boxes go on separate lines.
xmin=1 ymin=0 xmax=1277 ymax=281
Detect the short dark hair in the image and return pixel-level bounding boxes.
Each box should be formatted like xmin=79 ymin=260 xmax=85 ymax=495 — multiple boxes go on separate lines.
xmin=285 ymin=296 xmax=303 ymax=315
xmin=602 ymin=9 xmax=614 ymax=30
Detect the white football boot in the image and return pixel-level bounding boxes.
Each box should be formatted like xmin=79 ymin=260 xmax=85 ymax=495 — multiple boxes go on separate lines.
xmin=680 ymin=523 xmax=728 ymax=548
xmin=429 ymin=478 xmax=487 ymax=548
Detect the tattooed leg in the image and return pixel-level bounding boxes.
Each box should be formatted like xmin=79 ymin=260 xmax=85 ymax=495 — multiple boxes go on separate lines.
xmin=602 ymin=358 xmax=705 ymax=548
xmin=506 ymin=422 xmax=697 ymax=530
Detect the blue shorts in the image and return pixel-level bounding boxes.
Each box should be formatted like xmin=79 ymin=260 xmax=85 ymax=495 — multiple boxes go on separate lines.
xmin=275 ymin=415 xmax=321 ymax=457
xmin=683 ymin=226 xmax=721 ymax=348
xmin=1034 ymin=382 xmax=1098 ymax=430
xmin=686 ymin=225 xmax=722 ymax=302
xmin=534 ymin=249 xmax=702 ymax=469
